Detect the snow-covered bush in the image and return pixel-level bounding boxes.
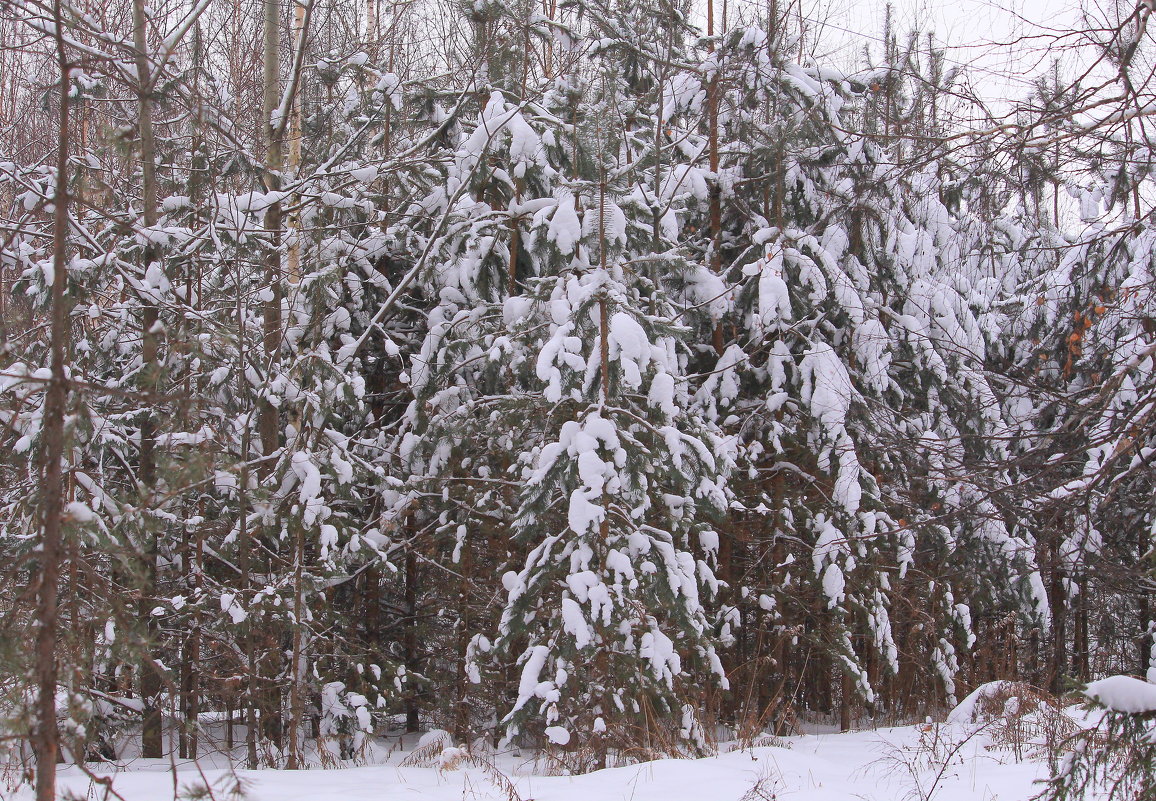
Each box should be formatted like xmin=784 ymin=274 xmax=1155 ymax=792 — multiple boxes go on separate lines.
xmin=948 ymin=680 xmax=1075 ymax=762
xmin=318 ymin=682 xmax=378 ymax=763
xmin=1040 ymin=675 xmax=1156 ymax=801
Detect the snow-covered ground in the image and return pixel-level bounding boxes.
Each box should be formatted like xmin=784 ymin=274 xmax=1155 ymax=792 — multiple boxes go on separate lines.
xmin=42 ymin=721 xmax=1054 ymax=801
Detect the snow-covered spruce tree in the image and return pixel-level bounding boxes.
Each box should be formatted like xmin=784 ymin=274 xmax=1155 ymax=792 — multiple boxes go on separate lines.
xmin=401 ymin=261 xmax=733 ymax=761
xmin=648 ymin=21 xmax=1045 ymax=726
xmin=998 ymin=203 xmax=1156 ymax=687
xmin=947 ymin=44 xmax=1156 ymax=688
xmin=378 ymin=5 xmax=584 ymax=736
xmin=390 ymin=0 xmax=736 ymax=759
xmin=495 ymin=266 xmax=732 ymax=766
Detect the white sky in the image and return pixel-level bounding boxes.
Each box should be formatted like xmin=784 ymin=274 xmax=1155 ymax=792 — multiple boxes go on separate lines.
xmin=751 ymin=0 xmax=1097 ymax=99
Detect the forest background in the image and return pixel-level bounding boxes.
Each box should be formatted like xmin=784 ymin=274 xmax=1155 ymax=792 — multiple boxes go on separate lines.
xmin=2 ymin=0 xmax=1156 ymax=798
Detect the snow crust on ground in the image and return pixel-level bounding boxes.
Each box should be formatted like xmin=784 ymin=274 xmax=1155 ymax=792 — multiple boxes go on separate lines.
xmin=47 ymin=722 xmax=1053 ymax=801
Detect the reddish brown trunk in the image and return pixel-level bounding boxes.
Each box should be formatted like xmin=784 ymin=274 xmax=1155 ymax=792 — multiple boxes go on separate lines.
xmin=453 ymin=532 xmax=473 ymax=743
xmin=404 ymin=548 xmax=420 ymax=732
xmin=33 ymin=10 xmax=72 ymax=797
xmin=839 ymin=671 xmax=852 ymax=732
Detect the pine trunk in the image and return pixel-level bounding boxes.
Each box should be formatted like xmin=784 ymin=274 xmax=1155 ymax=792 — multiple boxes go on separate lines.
xmin=133 ymin=0 xmax=164 ymax=759
xmin=33 ymin=12 xmax=72 ymax=797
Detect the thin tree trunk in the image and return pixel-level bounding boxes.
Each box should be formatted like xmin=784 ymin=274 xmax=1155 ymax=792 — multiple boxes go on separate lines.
xmin=256 ymin=0 xmax=284 ymax=757
xmin=839 ymin=670 xmax=852 ymax=732
xmin=133 ymin=0 xmax=164 ymax=759
xmin=179 ymin=524 xmax=191 ymax=760
xmin=182 ymin=24 xmax=206 ymax=760
xmin=259 ymin=0 xmax=283 ymax=468
xmin=286 ymin=0 xmax=305 ymax=288
xmin=187 ymin=519 xmax=203 ymax=759
xmin=1141 ymin=525 xmax=1152 ymax=678
xmin=1047 ymin=537 xmax=1068 ymax=694
xmin=286 ymin=522 xmax=306 ymax=768
xmin=284 ymin=2 xmax=308 ymax=767
xmin=706 ymin=0 xmax=725 ymax=357
xmin=1072 ymin=576 xmax=1087 ymax=681
xmin=453 ymin=532 xmax=473 ymax=743
xmin=404 ymin=548 xmax=420 ymax=732
xmin=33 ymin=7 xmax=73 ymax=797
xmin=226 ymin=696 xmax=234 ymax=752
xmin=236 ymin=287 xmax=258 ymax=769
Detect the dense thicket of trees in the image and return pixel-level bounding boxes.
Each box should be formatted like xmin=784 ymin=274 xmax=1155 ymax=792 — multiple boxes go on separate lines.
xmin=2 ymin=0 xmax=1155 ymax=794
